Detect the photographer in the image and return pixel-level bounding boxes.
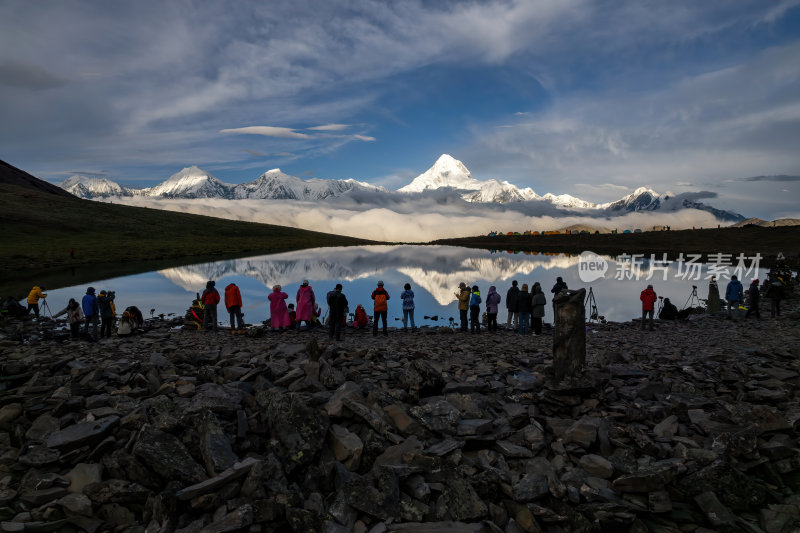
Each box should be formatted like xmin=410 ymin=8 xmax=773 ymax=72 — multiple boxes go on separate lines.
xmin=98 ymin=290 xmax=116 ymax=338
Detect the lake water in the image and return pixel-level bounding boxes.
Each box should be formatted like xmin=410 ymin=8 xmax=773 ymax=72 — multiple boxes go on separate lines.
xmin=40 ymin=245 xmax=764 ymax=327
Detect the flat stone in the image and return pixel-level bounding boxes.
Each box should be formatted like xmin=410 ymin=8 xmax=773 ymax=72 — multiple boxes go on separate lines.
xmin=653 ymin=415 xmax=678 ymax=439
xmin=57 ymin=492 xmax=93 ymax=516
xmin=133 ymin=425 xmax=207 ymax=485
xmin=45 ymin=416 xmax=119 ymax=451
xmin=612 ymin=464 xmax=676 ymax=493
xmin=175 ymin=457 xmax=261 ymax=500
xmin=579 ymin=454 xmax=614 ymax=478
xmin=197 ymin=504 xmax=253 ymax=533
xmin=494 ymin=440 xmax=533 ymax=459
xmin=198 ymin=408 xmax=238 ymax=476
xmin=564 ymin=416 xmax=599 ymax=448
xmin=329 ymin=424 xmax=364 ymax=471
xmin=66 ymin=463 xmax=104 ymax=493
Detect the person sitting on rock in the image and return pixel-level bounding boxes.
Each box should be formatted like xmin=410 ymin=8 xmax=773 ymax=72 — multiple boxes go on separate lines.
xmin=658 ymin=298 xmax=678 ymax=320
xmin=352 ymin=304 xmax=368 ymax=329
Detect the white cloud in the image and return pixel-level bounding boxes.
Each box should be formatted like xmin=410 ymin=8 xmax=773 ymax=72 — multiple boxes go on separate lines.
xmin=353 ymin=134 xmax=376 ymax=142
xmin=308 ymin=124 xmax=350 ymax=131
xmin=220 ymin=126 xmax=310 ymax=139
xmin=108 ymin=196 xmax=726 ymax=243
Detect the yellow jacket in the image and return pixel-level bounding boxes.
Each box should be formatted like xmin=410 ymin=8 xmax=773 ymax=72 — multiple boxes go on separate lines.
xmin=27 ymin=286 xmax=46 ymax=304
xmin=457 ymin=288 xmax=471 ymax=311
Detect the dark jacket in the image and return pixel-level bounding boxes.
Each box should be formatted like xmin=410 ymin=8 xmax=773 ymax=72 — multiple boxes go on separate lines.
xmin=531 ymin=286 xmax=546 ymax=318
xmin=659 ymin=299 xmax=678 ymax=320
xmin=98 ymin=292 xmax=115 ymax=318
xmin=327 ymin=290 xmax=349 ymax=319
xmin=748 ymin=283 xmax=760 ymax=306
xmin=517 ymin=290 xmax=532 ymax=313
xmin=506 ymin=285 xmax=520 ymax=311
xmin=551 ymin=280 xmax=568 ymax=294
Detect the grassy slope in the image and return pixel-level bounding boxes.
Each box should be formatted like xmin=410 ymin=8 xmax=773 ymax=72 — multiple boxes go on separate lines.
xmin=433 ymin=226 xmax=800 ymax=267
xmin=0 ymin=184 xmax=374 ymax=296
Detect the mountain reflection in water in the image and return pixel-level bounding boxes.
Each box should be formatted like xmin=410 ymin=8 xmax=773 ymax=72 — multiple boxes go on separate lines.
xmin=45 ymin=245 xmax=758 ymax=325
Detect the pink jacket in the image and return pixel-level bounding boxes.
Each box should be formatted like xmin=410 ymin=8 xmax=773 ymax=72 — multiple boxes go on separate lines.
xmin=268 ymin=290 xmax=290 ymax=328
xmin=295 ymin=285 xmax=316 ymax=321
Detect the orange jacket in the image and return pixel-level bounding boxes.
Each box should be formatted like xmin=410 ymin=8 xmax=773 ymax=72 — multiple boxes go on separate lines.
xmin=224 ymin=284 xmax=242 ymax=310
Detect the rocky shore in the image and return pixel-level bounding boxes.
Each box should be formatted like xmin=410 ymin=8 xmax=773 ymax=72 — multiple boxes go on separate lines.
xmin=1 ymin=304 xmax=799 ymax=533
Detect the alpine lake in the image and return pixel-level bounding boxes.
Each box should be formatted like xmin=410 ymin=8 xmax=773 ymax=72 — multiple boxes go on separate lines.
xmin=37 ymin=245 xmax=764 ymax=329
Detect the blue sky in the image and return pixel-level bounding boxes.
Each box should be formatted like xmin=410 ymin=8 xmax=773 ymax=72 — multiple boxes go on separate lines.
xmin=1 ymin=1 xmax=799 ymax=217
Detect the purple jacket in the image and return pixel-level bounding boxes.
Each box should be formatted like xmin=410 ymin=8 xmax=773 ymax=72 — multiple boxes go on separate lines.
xmin=486 ymin=286 xmax=501 ymax=313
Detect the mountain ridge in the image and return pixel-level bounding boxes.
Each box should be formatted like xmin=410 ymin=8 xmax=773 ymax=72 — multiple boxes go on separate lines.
xmin=56 ymin=154 xmax=745 ymax=221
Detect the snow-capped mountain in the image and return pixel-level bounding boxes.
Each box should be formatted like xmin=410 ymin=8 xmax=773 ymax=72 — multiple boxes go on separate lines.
xmin=60 ymin=175 xmax=132 ymax=198
xmin=233 ymin=169 xmax=381 ymax=200
xmin=141 ymin=166 xmax=233 ymax=199
xmin=541 ymin=193 xmax=598 ymax=209
xmin=462 ymin=179 xmax=539 ymax=203
xmin=598 ymin=187 xmax=660 ymax=211
xmin=55 ymin=154 xmax=745 ymax=221
xmin=399 ymin=154 xmax=483 ymax=192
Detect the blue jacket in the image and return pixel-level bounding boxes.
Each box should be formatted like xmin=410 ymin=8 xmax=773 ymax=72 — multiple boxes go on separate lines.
xmin=469 ymin=291 xmax=482 ymax=307
xmin=725 ymin=279 xmax=743 ymax=302
xmin=82 ymin=290 xmax=99 ymax=317
xmin=401 ymin=289 xmax=415 ymax=311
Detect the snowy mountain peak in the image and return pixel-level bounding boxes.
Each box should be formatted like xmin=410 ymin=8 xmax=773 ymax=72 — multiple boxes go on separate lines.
xmin=399 ymin=154 xmax=483 ymax=192
xmin=541 ymin=193 xmax=597 ymax=209
xmin=60 ymin=175 xmax=130 ymax=198
xmin=145 ymin=166 xmax=232 ymax=198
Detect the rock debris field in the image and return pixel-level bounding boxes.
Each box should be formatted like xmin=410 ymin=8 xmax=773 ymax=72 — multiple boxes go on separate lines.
xmin=1 ymin=305 xmax=799 ymax=533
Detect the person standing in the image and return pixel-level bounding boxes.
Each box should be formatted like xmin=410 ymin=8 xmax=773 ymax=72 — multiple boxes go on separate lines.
xmin=485 ymin=285 xmax=501 ymax=332
xmin=54 ymin=298 xmax=83 ymax=340
xmin=766 ymin=272 xmax=784 ymax=317
xmin=706 ymin=276 xmax=721 ymax=314
xmin=201 ymin=281 xmax=221 ymax=331
xmin=26 ymin=286 xmax=47 ymax=319
xmin=400 ymin=283 xmax=416 ymax=331
xmin=296 ymin=280 xmax=316 ymax=330
xmin=456 ymin=282 xmax=471 ymax=332
xmin=531 ymin=282 xmax=546 ymax=336
xmin=505 ymin=281 xmax=520 ymax=330
xmin=517 ymin=283 xmax=532 ymax=334
xmin=82 ymin=287 xmax=99 ymax=339
xmin=551 ymin=276 xmax=568 ymax=295
xmin=225 ymin=282 xmax=245 ymax=334
xmin=98 ymin=290 xmax=116 ymax=338
xmin=725 ymin=275 xmax=743 ymax=321
xmin=371 ymin=280 xmax=390 ymax=336
xmin=640 ymin=284 xmax=657 ymax=331
xmin=327 ymin=283 xmax=348 ymax=341
xmin=469 ymin=285 xmax=482 ymax=334
xmin=745 ymin=279 xmax=760 ymax=320
xmin=268 ymin=285 xmax=290 ymax=331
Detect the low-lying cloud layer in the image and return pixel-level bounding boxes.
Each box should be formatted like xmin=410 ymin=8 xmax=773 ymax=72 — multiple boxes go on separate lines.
xmin=110 ymin=196 xmax=724 ymax=242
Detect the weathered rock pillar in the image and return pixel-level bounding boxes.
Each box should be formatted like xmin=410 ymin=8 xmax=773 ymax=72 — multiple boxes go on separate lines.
xmin=553 ymin=288 xmax=586 ymax=381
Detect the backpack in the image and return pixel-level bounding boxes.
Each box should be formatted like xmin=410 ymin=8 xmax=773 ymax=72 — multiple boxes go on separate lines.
xmin=402 ymin=290 xmax=414 ymax=310
xmin=374 ymin=291 xmax=388 ymax=312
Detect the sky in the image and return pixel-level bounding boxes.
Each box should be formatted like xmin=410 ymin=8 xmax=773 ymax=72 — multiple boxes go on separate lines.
xmin=2 ymin=1 xmax=799 ymax=218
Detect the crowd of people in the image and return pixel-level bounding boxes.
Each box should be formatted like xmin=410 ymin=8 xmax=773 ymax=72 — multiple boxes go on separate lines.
xmin=15 ymin=264 xmax=794 ymax=342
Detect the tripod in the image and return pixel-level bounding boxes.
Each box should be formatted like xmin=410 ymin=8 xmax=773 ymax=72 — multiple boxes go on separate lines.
xmin=684 ymin=285 xmax=700 ymax=309
xmin=40 ymin=299 xmax=53 ymax=318
xmin=584 ymin=287 xmax=601 ymax=324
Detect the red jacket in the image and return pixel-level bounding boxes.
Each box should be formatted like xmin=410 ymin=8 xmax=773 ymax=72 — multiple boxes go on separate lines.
xmin=202 ymin=288 xmax=221 ymax=306
xmin=640 ymin=288 xmax=657 ymax=311
xmin=224 ymin=284 xmax=242 ymax=310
